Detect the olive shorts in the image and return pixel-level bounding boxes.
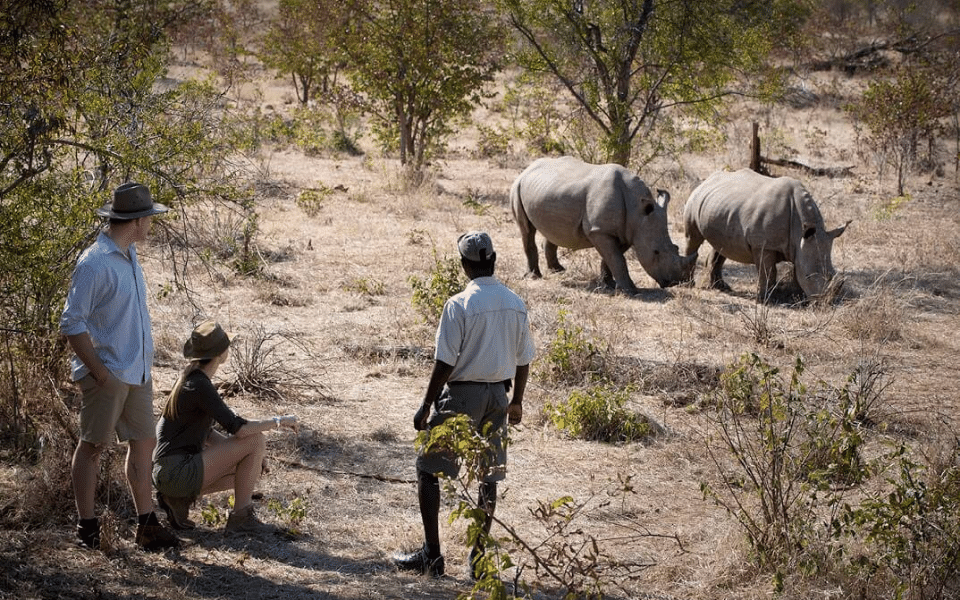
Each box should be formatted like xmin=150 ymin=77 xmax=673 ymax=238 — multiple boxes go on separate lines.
xmin=153 ymin=453 xmax=204 ymax=499
xmin=417 ymin=381 xmax=509 ymax=483
xmin=77 ymin=373 xmax=154 ymax=445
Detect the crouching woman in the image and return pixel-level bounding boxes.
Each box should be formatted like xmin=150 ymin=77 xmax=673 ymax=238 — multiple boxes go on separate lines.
xmin=152 ymin=320 xmax=298 ymax=533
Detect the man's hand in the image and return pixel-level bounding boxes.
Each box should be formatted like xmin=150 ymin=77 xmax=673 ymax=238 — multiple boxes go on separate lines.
xmin=508 ymin=401 xmax=522 ymax=425
xmin=414 ymin=402 xmax=431 ymax=431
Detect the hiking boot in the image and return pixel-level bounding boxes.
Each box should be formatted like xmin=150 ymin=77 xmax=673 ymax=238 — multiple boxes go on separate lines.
xmin=77 ymin=519 xmax=100 ymax=550
xmin=225 ymin=504 xmax=274 ymax=534
xmin=135 ymin=518 xmax=180 ymax=551
xmin=157 ymin=492 xmax=196 ymax=530
xmin=394 ymin=545 xmax=445 ymax=577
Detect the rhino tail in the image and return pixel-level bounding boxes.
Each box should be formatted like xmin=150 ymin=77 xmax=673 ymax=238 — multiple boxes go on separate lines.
xmin=510 ymin=178 xmax=534 ymax=234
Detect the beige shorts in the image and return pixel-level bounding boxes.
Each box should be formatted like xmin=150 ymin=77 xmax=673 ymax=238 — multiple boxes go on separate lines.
xmin=78 ymin=373 xmax=155 ymax=445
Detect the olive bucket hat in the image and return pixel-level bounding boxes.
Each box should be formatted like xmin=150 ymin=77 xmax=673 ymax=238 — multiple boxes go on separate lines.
xmin=183 ymin=320 xmax=232 ymax=360
xmin=95 ymin=182 xmax=169 ymax=220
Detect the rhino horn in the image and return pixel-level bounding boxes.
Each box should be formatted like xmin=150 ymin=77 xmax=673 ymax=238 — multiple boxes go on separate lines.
xmin=829 ymin=220 xmax=851 ymax=239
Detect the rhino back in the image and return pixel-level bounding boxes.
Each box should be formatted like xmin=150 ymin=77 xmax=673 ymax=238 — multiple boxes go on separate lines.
xmin=686 ymin=169 xmax=805 ymax=264
xmin=515 ymin=157 xmax=629 ymax=250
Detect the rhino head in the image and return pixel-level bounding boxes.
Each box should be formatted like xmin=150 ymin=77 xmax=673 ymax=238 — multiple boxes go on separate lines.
xmin=631 ymin=189 xmax=698 ymax=288
xmin=795 ymin=220 xmax=849 ymax=298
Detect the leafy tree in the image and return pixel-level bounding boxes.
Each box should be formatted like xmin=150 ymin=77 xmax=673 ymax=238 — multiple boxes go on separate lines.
xmin=0 ymin=0 xmax=260 ymax=453
xmin=259 ymin=0 xmax=349 ymax=105
xmin=498 ymin=0 xmax=810 ymax=166
xmin=337 ymin=0 xmax=503 ymax=168
xmin=847 ymin=67 xmax=951 ymax=194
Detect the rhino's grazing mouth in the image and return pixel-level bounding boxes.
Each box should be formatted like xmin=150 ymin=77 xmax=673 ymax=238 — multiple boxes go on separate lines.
xmin=655 ymin=252 xmax=698 ymax=288
xmin=807 ymin=273 xmax=844 ymax=303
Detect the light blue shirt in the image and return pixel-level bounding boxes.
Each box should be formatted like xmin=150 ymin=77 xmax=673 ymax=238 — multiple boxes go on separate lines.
xmin=435 ymin=276 xmax=536 ymax=383
xmin=60 ymin=232 xmax=154 ymax=385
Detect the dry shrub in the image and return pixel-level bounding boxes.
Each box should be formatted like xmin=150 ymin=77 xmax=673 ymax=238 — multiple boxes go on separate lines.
xmin=0 ymin=341 xmax=134 ymax=529
xmin=152 ymin=326 xmax=184 ymax=369
xmin=839 ymin=277 xmax=907 ymax=342
xmin=225 ymin=323 xmax=328 ymax=403
xmin=254 ymin=282 xmax=310 ymax=308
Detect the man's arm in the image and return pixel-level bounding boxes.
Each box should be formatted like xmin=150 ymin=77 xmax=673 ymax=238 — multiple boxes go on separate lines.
xmin=66 ymin=332 xmax=111 ymax=385
xmin=414 ymin=360 xmax=455 ymax=431
xmin=507 ymin=363 xmax=530 ymax=425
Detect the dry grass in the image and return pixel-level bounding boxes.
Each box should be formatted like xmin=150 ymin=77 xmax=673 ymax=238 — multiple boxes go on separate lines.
xmin=3 ymin=45 xmax=960 ymax=600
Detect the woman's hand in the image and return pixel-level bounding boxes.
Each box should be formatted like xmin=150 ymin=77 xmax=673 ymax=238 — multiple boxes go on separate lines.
xmin=275 ymin=414 xmax=299 ymax=432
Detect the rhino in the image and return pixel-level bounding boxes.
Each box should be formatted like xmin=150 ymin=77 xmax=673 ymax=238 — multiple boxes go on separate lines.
xmin=510 ymin=156 xmax=697 ymax=294
xmin=682 ymin=168 xmax=849 ymax=302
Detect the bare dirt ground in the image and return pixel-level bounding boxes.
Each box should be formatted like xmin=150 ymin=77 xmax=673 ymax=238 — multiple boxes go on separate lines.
xmin=2 ymin=56 xmax=960 ymax=600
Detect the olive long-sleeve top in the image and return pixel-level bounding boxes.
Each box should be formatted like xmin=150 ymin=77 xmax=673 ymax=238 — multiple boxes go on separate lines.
xmin=154 ymin=370 xmax=247 ymax=460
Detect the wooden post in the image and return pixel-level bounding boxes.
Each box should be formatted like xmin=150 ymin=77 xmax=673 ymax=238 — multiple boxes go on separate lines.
xmin=749 ymin=122 xmax=762 ymax=172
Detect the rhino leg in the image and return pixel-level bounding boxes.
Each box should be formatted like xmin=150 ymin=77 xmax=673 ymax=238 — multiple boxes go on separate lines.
xmin=590 ymin=234 xmax=637 ymax=294
xmin=599 ymin=260 xmax=615 ymax=289
xmin=706 ymin=250 xmax=731 ymax=292
xmin=515 ymin=203 xmax=542 ymax=279
xmin=683 ymin=224 xmax=704 ymax=258
xmin=755 ymin=250 xmax=778 ymax=303
xmin=544 ymin=240 xmax=565 ymax=273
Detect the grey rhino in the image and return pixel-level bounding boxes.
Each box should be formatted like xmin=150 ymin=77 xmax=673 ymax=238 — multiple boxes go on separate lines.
xmin=682 ymin=168 xmax=849 ymax=302
xmin=510 ymin=156 xmax=697 ymax=294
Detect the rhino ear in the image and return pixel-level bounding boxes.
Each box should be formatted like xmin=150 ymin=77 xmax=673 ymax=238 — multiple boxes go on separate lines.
xmin=656 ymin=189 xmax=671 ymax=208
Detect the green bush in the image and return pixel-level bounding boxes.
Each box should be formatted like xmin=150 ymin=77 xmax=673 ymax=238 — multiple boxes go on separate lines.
xmin=474 ymin=123 xmax=510 ymax=158
xmin=538 ymin=308 xmax=606 ymax=384
xmin=408 ymin=251 xmax=465 ymax=323
xmin=702 ymin=353 xmax=874 ymax=570
xmin=296 ymin=186 xmax=330 ymax=217
xmin=545 ymin=384 xmax=654 ymax=444
xmin=840 ymin=443 xmax=960 ymax=600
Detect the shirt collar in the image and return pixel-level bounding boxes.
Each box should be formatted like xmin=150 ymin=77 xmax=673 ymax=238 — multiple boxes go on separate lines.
xmin=468 ymin=275 xmax=499 ymax=287
xmin=97 ymin=230 xmax=136 ymax=260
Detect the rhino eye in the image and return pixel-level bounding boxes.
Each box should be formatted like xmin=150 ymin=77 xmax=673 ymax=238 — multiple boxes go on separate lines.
xmin=643 ymin=204 xmax=654 ymax=216
xmin=803 ymin=227 xmax=815 ymax=239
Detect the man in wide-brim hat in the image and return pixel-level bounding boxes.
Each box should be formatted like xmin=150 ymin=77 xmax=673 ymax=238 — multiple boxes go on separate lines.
xmin=60 ymin=182 xmax=179 ymax=551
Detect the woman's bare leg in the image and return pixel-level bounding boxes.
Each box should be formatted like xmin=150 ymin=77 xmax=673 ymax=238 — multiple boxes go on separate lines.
xmin=200 ymin=432 xmax=266 ymax=510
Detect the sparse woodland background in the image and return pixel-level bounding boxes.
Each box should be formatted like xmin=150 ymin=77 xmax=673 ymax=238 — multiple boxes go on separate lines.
xmin=1 ymin=1 xmax=960 ymax=599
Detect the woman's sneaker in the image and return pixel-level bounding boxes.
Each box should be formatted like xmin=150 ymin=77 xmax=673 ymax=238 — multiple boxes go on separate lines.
xmin=393 ymin=545 xmax=445 ymax=577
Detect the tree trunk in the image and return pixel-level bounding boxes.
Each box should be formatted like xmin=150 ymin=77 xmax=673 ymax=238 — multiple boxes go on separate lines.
xmin=397 ymin=103 xmax=410 ymax=165
xmin=750 ymin=122 xmax=762 ymax=172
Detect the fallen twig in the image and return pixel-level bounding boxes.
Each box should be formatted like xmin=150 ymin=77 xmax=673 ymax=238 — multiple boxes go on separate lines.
xmin=276 ymin=457 xmax=415 ymax=484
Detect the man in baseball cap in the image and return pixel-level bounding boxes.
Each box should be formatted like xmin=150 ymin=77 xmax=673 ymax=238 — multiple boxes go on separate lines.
xmin=394 ymin=231 xmax=536 ymax=579
xmin=60 ymin=182 xmax=178 ymax=551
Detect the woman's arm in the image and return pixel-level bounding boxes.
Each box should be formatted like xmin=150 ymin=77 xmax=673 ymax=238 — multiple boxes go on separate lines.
xmin=233 ymin=414 xmax=298 ymax=438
